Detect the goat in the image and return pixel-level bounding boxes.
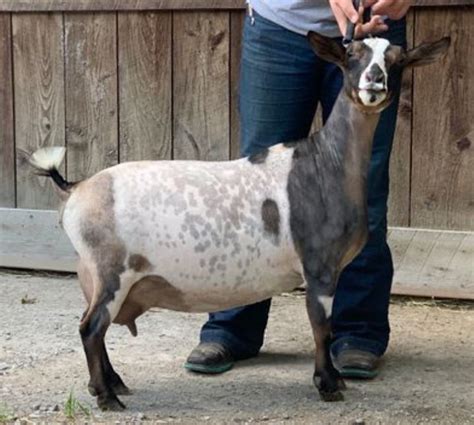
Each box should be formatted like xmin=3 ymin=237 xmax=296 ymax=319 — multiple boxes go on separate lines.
xmin=30 ymin=32 xmax=449 ymax=410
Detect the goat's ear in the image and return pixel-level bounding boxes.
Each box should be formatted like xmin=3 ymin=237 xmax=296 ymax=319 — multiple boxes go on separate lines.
xmin=402 ymin=37 xmax=451 ymax=68
xmin=308 ymin=31 xmax=346 ymax=68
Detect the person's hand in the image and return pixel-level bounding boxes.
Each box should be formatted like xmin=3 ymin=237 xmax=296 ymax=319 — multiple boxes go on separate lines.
xmin=328 ymin=0 xmax=388 ymax=38
xmin=370 ymin=0 xmax=413 ymax=20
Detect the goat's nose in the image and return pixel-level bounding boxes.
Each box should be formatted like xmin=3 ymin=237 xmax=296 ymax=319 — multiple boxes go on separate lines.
xmin=365 ymin=64 xmax=385 ymax=84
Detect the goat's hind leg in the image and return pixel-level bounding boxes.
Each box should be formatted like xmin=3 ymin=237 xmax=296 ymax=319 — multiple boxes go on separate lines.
xmin=85 ymin=340 xmax=131 ymax=397
xmin=101 ymin=342 xmax=131 ymax=395
xmin=80 ymin=303 xmax=125 ymax=411
xmin=78 ymin=261 xmax=130 ymax=401
xmin=305 ymin=272 xmax=345 ymax=402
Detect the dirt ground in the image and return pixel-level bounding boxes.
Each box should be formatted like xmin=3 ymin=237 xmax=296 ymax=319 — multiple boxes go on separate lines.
xmin=0 ymin=270 xmax=473 ymax=425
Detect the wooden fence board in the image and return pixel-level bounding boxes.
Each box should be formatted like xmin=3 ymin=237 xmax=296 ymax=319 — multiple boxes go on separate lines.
xmin=388 ymin=11 xmax=414 ymax=227
xmin=173 ymin=11 xmax=230 ymax=160
xmin=65 ymin=13 xmax=118 ymax=180
xmin=0 ymin=14 xmax=15 ymax=207
xmin=13 ymin=14 xmax=65 ymax=210
xmin=118 ymin=12 xmax=172 ymax=162
xmin=450 ymin=232 xmax=474 ymax=287
xmin=0 ymin=0 xmax=471 ymax=12
xmin=390 ymin=228 xmax=474 ymax=299
xmin=0 ymin=208 xmax=77 ymax=272
xmin=411 ymin=8 xmax=474 ymax=231
xmin=230 ymin=10 xmax=244 ymax=160
xmin=387 ymin=225 xmax=416 ymax=263
xmin=0 ymin=0 xmax=246 ymax=12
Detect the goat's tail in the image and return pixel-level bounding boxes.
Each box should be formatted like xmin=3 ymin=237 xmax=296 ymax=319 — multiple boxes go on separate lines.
xmin=29 ymin=146 xmax=76 ymax=194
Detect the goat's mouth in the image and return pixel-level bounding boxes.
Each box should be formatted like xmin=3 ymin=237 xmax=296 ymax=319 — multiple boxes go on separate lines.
xmin=357 ymin=87 xmax=388 ymax=107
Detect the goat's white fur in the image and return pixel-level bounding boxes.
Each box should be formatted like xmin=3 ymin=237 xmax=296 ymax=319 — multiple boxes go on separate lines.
xmin=358 ymin=38 xmax=390 ymax=107
xmin=317 ymin=295 xmax=334 ymax=319
xmin=61 ymin=145 xmax=303 ymax=318
xmin=29 ymin=146 xmax=66 ymax=171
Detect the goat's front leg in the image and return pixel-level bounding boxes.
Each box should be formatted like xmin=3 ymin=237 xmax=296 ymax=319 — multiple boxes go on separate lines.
xmin=304 ymin=265 xmax=345 ymax=402
xmin=80 ymin=305 xmax=125 ymax=411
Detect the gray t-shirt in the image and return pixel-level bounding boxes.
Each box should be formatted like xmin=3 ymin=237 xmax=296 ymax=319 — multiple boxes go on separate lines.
xmin=249 ymin=0 xmax=340 ymax=37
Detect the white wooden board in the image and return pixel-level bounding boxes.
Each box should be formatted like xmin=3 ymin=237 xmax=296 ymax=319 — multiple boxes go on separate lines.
xmin=1 ymin=209 xmax=473 ymax=299
xmin=389 ymin=227 xmax=474 ymax=299
xmin=0 ymin=208 xmax=77 ymax=272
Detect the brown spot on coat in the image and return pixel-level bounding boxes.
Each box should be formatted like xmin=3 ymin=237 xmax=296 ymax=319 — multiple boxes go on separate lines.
xmin=261 ymin=199 xmax=280 ymax=239
xmin=128 ymin=254 xmax=151 ymax=272
xmin=114 ymin=275 xmax=190 ymax=333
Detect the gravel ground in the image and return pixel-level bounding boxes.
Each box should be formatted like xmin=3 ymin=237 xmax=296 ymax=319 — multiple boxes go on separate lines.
xmin=0 ymin=270 xmax=473 ymax=425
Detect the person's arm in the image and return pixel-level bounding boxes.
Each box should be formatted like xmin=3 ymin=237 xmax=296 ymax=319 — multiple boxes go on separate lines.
xmin=328 ymin=0 xmax=413 ymax=38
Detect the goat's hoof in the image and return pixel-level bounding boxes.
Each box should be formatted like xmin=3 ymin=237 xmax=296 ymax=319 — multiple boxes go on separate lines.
xmin=88 ymin=383 xmax=97 ymax=397
xmin=337 ymin=377 xmax=347 ymax=390
xmin=319 ymin=389 xmax=344 ymax=402
xmin=113 ymin=381 xmax=132 ymax=396
xmin=97 ymin=394 xmax=126 ymax=411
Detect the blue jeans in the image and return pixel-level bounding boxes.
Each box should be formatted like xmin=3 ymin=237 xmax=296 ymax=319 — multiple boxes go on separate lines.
xmin=200 ymin=11 xmax=407 ymax=359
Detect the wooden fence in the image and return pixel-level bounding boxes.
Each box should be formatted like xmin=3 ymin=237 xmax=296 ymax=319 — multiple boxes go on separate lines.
xmin=0 ymin=1 xmax=472 ymax=297
xmin=0 ymin=1 xmax=472 ymax=229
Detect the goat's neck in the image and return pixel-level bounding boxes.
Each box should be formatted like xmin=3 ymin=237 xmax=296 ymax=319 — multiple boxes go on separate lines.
xmin=314 ymin=91 xmax=381 ymax=178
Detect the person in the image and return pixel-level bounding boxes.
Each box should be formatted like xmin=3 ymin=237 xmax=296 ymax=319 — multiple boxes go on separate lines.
xmin=185 ymin=0 xmax=411 ymax=379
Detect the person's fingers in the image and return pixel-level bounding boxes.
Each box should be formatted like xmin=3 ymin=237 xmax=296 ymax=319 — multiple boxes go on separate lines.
xmin=335 ymin=0 xmax=360 ymax=23
xmin=371 ymin=0 xmax=394 ymax=14
xmin=371 ymin=0 xmax=411 ymax=20
xmin=363 ymin=0 xmax=378 ymax=8
xmin=332 ymin=3 xmax=349 ymax=36
xmin=355 ymin=15 xmax=388 ymax=37
xmin=332 ymin=1 xmax=362 ymax=37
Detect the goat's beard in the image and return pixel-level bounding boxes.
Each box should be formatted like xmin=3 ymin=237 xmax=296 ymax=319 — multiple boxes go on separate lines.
xmin=358 ymin=89 xmax=387 ymax=107
xmin=349 ymin=89 xmax=393 ymax=114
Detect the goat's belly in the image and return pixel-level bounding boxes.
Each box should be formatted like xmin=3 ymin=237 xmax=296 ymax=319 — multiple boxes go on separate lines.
xmin=130 ymin=261 xmax=303 ymax=314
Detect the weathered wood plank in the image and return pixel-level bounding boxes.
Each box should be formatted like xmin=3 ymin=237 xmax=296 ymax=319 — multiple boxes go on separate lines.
xmin=411 ymin=8 xmax=474 ymax=231
xmin=0 ymin=0 xmax=246 ymax=12
xmin=65 ymin=13 xmax=118 ymax=180
xmin=387 ymin=225 xmax=416 ymax=264
xmin=390 ymin=228 xmax=474 ymax=299
xmin=0 ymin=208 xmax=77 ymax=272
xmin=388 ymin=11 xmax=414 ymax=227
xmin=173 ymin=11 xmax=230 ymax=160
xmin=118 ymin=12 xmax=172 ymax=161
xmin=0 ymin=14 xmax=15 ymax=207
xmin=230 ymin=10 xmax=244 ymax=160
xmin=0 ymin=0 xmax=471 ymax=12
xmin=13 ymin=14 xmax=65 ymax=210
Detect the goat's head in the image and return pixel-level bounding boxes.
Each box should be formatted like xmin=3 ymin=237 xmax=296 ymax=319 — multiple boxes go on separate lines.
xmin=308 ymin=32 xmax=450 ymax=113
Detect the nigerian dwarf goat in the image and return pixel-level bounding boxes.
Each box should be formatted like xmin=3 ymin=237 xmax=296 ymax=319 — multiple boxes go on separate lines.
xmin=30 ymin=33 xmax=449 ymax=410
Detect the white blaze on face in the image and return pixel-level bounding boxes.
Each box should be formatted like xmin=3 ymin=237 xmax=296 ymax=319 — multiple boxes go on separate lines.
xmin=358 ymin=38 xmax=391 ymax=106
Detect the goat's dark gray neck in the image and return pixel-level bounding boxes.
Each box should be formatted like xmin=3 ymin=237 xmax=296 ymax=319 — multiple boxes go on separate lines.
xmin=314 ymin=91 xmax=381 ymax=174
xmin=288 ymin=90 xmax=382 ymax=215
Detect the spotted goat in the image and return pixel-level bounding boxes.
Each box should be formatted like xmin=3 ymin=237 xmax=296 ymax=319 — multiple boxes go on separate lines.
xmin=30 ymin=32 xmax=449 ymax=410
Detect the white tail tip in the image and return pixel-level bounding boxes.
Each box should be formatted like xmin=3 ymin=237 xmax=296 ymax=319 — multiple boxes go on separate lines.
xmin=29 ymin=146 xmax=66 ymax=171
